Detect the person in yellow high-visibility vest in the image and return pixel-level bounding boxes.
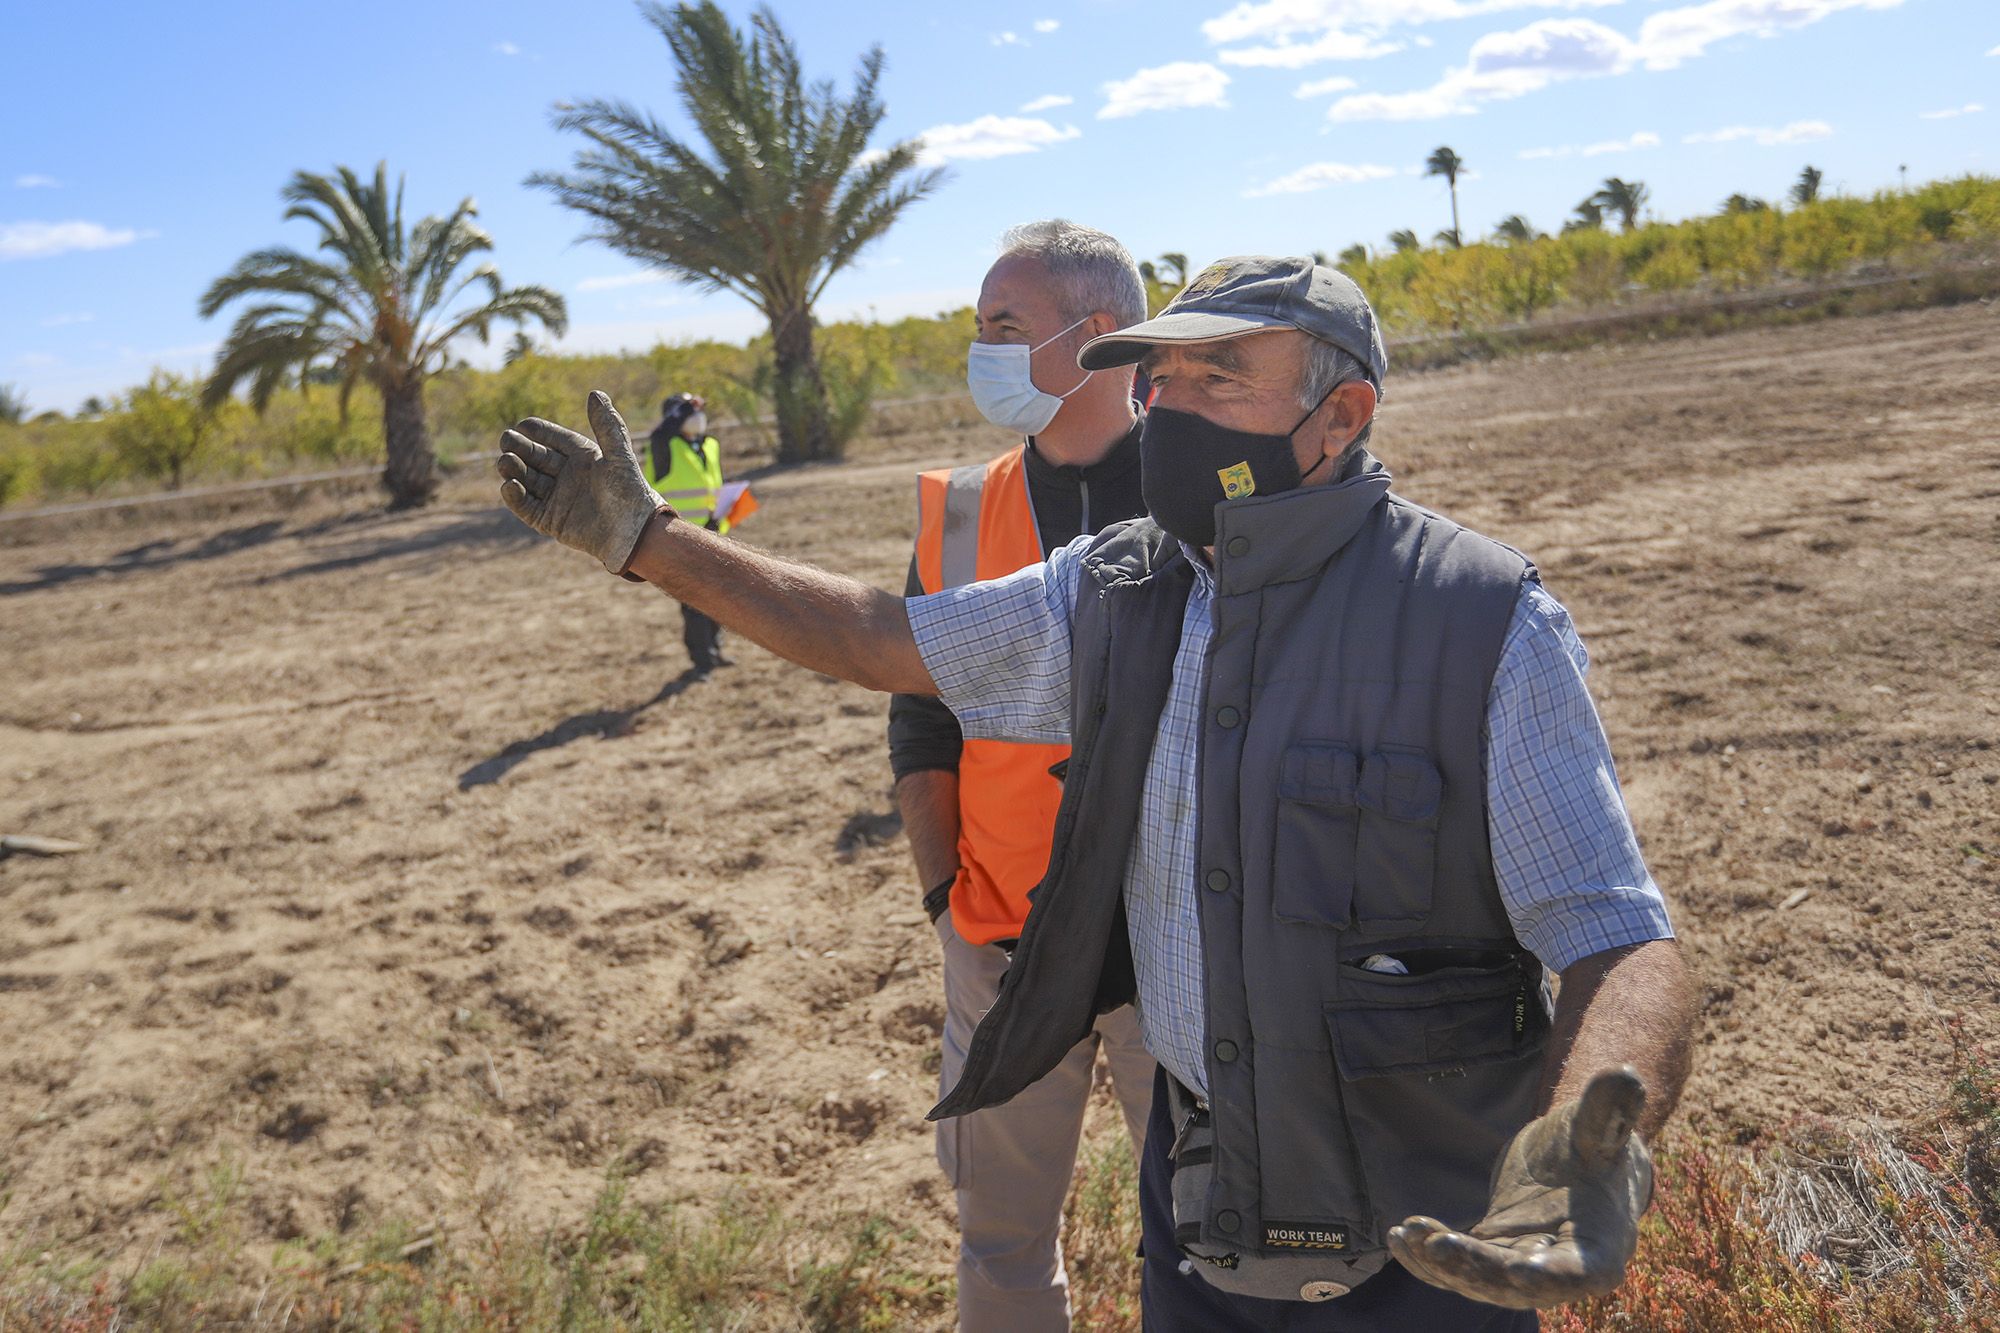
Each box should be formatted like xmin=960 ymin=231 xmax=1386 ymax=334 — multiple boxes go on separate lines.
xmin=644 ymin=392 xmax=731 ymax=672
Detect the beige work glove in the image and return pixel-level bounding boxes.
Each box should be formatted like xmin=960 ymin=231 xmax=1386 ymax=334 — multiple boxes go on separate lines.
xmin=497 ymin=391 xmax=665 ymax=574
xmin=1388 ymin=1067 xmax=1653 ymax=1311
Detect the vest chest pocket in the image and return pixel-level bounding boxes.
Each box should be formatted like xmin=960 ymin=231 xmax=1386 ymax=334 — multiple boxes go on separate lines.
xmin=1273 ymin=744 xmax=1443 ymax=930
xmin=1354 ymin=747 xmax=1442 ymax=930
xmin=1273 ymin=744 xmax=1360 ymax=927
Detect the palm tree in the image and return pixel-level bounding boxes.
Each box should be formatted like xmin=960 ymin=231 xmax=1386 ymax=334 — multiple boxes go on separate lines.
xmin=200 ymin=164 xmax=565 ymax=507
xmin=1337 ymin=243 xmax=1368 ymax=267
xmin=531 ymin=2 xmax=942 ymax=464
xmin=1494 ymin=214 xmax=1539 ymax=244
xmin=1592 ymin=177 xmax=1650 ymax=232
xmin=1388 ymin=228 xmax=1420 ymax=254
xmin=1563 ymin=199 xmax=1605 ymax=233
xmin=1722 ymin=193 xmax=1770 ymax=215
xmin=1424 ymin=146 xmax=1465 ymax=247
xmin=1790 ymin=165 xmax=1823 ymax=207
xmin=504 ymin=330 xmax=539 ymax=366
xmin=0 ymin=384 xmax=26 ymax=425
xmin=1158 ymin=252 xmax=1191 ymax=287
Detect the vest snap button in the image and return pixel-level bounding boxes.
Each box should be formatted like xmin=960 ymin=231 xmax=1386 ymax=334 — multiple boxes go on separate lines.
xmin=1205 ymin=869 xmax=1231 ymax=893
xmin=1215 ymin=1039 xmax=1239 ymax=1063
xmin=1226 ymin=536 xmax=1250 ymax=557
xmin=1300 ymin=1280 xmax=1349 ymax=1302
xmin=1216 ymin=1209 xmax=1240 ymax=1234
xmin=1215 ymin=706 xmax=1240 ymax=729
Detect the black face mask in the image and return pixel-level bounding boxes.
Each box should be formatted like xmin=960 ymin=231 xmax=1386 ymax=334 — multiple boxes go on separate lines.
xmin=1140 ymin=390 xmax=1336 ymax=548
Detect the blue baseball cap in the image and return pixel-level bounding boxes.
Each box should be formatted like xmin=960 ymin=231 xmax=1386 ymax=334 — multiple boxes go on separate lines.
xmin=1078 ymin=254 xmax=1387 ymax=394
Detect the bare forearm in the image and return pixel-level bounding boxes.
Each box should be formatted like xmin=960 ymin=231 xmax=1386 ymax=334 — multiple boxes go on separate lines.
xmin=626 ymin=511 xmax=937 ymax=695
xmin=1540 ymin=938 xmax=1695 ymax=1141
xmin=895 ymin=770 xmax=962 ymax=889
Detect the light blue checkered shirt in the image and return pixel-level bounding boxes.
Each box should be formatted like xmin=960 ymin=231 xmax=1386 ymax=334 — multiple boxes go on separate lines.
xmin=908 ymin=532 xmax=1675 ymax=1098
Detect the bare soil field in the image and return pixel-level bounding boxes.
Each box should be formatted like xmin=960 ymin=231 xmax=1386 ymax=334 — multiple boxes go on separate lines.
xmin=3 ymin=302 xmax=1998 ymax=1317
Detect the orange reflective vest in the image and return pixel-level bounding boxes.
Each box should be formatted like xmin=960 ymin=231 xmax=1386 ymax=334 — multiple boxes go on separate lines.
xmin=915 ymin=447 xmax=1068 ymax=946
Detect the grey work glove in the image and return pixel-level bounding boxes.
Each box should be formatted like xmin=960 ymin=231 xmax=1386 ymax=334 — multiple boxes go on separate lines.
xmin=497 ymin=391 xmax=665 ymax=575
xmin=1388 ymin=1066 xmax=1653 ymax=1311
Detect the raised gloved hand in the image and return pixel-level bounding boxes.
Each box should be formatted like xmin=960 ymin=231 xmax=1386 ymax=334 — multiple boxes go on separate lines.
xmin=1388 ymin=1067 xmax=1653 ymax=1311
xmin=497 ymin=391 xmax=665 ymax=574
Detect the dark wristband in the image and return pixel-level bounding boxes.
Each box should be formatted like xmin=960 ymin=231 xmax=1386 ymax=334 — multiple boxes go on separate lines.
xmin=923 ymin=875 xmax=956 ymax=923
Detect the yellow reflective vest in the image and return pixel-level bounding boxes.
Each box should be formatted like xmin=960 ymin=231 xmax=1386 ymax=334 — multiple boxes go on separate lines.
xmin=644 ymin=434 xmax=729 ymax=534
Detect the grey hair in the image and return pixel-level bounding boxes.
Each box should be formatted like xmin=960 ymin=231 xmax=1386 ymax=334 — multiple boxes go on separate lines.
xmin=1299 ymin=339 xmax=1369 ymax=410
xmin=1300 ymin=338 xmax=1377 ymax=463
xmin=997 ymin=219 xmax=1147 ymax=329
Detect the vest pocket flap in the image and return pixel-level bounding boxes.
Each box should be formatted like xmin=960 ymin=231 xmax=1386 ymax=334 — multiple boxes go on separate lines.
xmin=1274 ymin=744 xmax=1360 ymax=928
xmin=1327 ymin=964 xmax=1533 ymax=1080
xmin=1279 ymin=743 xmax=1360 ymax=805
xmin=1356 ymin=748 xmax=1443 ymax=823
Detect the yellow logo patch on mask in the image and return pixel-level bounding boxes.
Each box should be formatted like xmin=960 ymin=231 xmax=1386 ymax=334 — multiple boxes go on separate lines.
xmin=1218 ymin=461 xmax=1256 ymax=499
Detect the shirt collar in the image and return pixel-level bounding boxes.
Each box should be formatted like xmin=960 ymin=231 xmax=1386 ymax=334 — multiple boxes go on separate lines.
xmin=1024 ymin=413 xmax=1143 ymax=491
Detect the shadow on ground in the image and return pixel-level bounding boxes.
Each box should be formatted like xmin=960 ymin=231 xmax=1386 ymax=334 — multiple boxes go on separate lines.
xmin=257 ymin=509 xmax=539 ymax=583
xmin=457 ymin=668 xmax=708 ymax=790
xmin=0 ymin=521 xmax=290 ymax=596
xmin=0 ymin=507 xmax=540 ymax=597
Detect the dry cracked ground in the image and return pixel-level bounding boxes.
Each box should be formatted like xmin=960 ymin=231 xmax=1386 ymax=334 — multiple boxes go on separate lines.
xmin=2 ymin=301 xmax=1997 ymax=1304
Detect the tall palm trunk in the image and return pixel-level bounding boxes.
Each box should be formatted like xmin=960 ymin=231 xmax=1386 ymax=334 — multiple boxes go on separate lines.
xmin=1449 ymin=180 xmax=1461 ymax=248
xmin=769 ymin=304 xmax=833 ymax=464
xmin=380 ymin=374 xmax=438 ymax=508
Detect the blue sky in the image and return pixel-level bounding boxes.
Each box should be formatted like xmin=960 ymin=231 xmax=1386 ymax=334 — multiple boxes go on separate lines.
xmin=3 ymin=0 xmax=1994 ymax=413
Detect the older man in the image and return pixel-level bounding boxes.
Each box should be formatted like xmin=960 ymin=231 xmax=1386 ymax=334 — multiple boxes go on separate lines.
xmin=892 ymin=220 xmax=1157 ymax=1333
xmin=495 ymin=257 xmax=1696 ymax=1330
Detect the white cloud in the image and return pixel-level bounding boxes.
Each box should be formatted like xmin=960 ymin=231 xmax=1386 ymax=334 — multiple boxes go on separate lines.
xmin=1202 ymin=0 xmax=1620 ymax=44
xmin=1635 ymin=0 xmax=1905 ymax=71
xmin=14 ymin=174 xmax=59 ymax=189
xmin=914 ymin=115 xmax=1083 ymax=165
xmin=16 ymin=352 xmax=60 ymax=369
xmin=990 ymin=31 xmax=1025 ymax=46
xmin=1321 ymin=0 xmax=1901 ymax=122
xmin=493 ymin=40 xmax=521 ymax=56
xmin=1330 ymin=17 xmax=1634 ymax=120
xmin=40 ymin=312 xmax=95 ymax=327
xmin=576 ymin=270 xmax=671 ymax=293
xmin=1295 ymin=76 xmax=1360 ymax=97
xmin=1218 ymin=30 xmax=1403 ymax=66
xmin=1989 ymin=43 xmax=1999 ymax=56
xmin=1683 ymin=120 xmax=1834 ymax=145
xmin=1244 ymin=160 xmax=1400 ymax=197
xmin=1518 ymin=129 xmax=1660 ymax=158
xmin=1919 ymin=103 xmax=1983 ymax=120
xmin=0 ymin=221 xmax=151 ymax=261
xmin=1033 ymin=18 xmax=1061 ymax=33
xmin=1099 ymin=62 xmax=1233 ymax=118
xmin=1019 ymin=93 xmax=1075 ymax=112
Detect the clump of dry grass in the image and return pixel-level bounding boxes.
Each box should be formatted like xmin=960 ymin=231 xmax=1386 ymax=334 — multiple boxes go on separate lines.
xmin=0 ymin=1170 xmax=950 ymax=1332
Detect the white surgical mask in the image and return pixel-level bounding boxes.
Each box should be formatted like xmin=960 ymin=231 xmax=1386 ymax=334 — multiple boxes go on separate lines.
xmin=965 ymin=315 xmax=1094 ymax=436
xmin=683 ymin=413 xmax=707 ymax=440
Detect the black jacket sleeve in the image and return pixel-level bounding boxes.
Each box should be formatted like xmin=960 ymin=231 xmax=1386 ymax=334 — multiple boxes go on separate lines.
xmin=887 ymin=554 xmax=964 ymax=780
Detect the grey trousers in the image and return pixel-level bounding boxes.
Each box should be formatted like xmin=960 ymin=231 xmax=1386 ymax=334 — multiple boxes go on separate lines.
xmin=936 ymin=914 xmax=1157 ymax=1333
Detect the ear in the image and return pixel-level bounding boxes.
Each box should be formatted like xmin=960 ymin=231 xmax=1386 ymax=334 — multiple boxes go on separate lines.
xmin=1301 ymin=380 xmax=1378 ymax=475
xmin=1326 ymin=381 xmax=1377 ymax=451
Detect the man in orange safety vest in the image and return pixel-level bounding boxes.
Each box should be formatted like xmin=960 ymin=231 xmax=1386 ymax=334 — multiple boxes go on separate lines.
xmin=887 ymin=220 xmax=1157 ymax=1332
